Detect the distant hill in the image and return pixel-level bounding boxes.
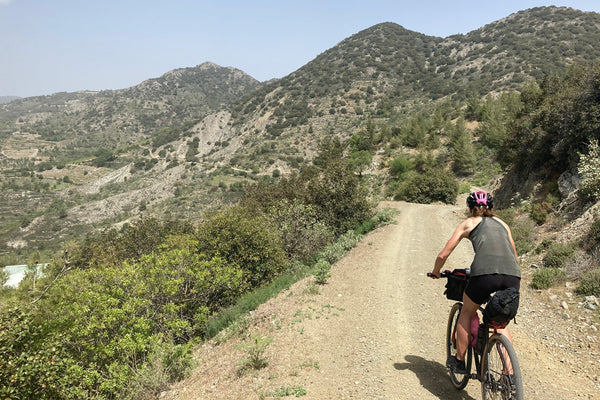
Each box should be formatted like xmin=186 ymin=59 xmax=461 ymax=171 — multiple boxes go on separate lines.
xmin=252 ymin=6 xmax=600 ymax=110
xmin=0 ymin=62 xmax=261 ymax=149
xmin=223 ymin=6 xmax=600 ymax=168
xmin=0 ymin=6 xmax=600 ymax=258
xmin=0 ymin=96 xmax=20 ymax=104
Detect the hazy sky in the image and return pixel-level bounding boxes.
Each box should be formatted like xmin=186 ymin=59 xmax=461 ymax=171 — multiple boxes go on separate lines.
xmin=2 ymin=1 xmax=600 ymax=97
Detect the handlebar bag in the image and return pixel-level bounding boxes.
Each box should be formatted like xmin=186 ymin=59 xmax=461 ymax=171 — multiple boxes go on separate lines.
xmin=444 ymin=269 xmax=469 ymax=301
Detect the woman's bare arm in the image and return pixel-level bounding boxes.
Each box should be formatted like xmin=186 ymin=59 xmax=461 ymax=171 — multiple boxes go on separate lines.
xmin=431 ymin=218 xmax=477 ymax=277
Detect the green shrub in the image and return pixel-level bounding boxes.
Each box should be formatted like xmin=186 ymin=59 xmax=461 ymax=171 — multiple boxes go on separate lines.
xmin=305 ymin=160 xmax=372 ymax=235
xmin=355 ymin=219 xmax=375 ymax=235
xmin=576 ymin=268 xmax=600 ymax=296
xmin=372 ymin=207 xmax=397 ymax=225
xmin=24 ymin=237 xmax=241 ymax=396
xmin=578 ymin=139 xmax=600 ymax=201
xmin=196 ymin=206 xmax=287 ymax=288
xmin=396 ymin=168 xmax=458 ymax=204
xmin=535 ymin=238 xmax=554 ymax=255
xmin=0 ymin=268 xmax=7 ymax=286
xmin=242 ymin=160 xmax=373 ymax=238
xmin=267 ymin=199 xmax=333 ymax=261
xmin=389 ymin=155 xmax=414 ymax=177
xmin=544 ymin=243 xmax=575 ymax=269
xmin=459 ymin=182 xmax=471 ymax=194
xmin=122 ymin=341 xmax=195 ymax=400
xmin=531 ymin=267 xmax=566 ymax=289
xmin=2 ymin=234 xmax=247 ymax=399
xmin=318 ymin=231 xmax=362 ymax=265
xmin=272 ymin=386 xmax=307 ymax=397
xmin=529 ymin=203 xmax=548 ymax=225
xmin=92 ymin=148 xmax=115 ymax=167
xmin=355 ymin=208 xmax=397 ymax=235
xmin=319 ymin=242 xmax=345 ymax=265
xmin=236 ymin=334 xmax=272 ymax=372
xmin=68 ymin=218 xmax=193 ymax=269
xmin=0 ymin=308 xmax=88 ymax=400
xmin=135 ymin=236 xmax=246 ymax=337
xmin=582 ymin=215 xmax=600 ymax=250
xmin=313 ymin=260 xmax=331 ymax=285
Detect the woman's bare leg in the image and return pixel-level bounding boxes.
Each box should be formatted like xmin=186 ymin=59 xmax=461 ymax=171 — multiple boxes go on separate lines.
xmin=457 ymin=293 xmax=479 ymax=361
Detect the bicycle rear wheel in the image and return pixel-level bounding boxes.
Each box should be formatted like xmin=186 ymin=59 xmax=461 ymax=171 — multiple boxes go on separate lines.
xmin=446 ymin=302 xmax=472 ymax=389
xmin=481 ymin=333 xmax=524 ymax=400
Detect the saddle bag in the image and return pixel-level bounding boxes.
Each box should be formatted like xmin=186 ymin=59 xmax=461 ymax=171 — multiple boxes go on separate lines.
xmin=483 ymin=287 xmax=520 ymax=328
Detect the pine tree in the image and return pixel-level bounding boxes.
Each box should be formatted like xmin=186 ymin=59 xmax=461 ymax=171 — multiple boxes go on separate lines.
xmin=450 ymin=118 xmax=476 ymax=175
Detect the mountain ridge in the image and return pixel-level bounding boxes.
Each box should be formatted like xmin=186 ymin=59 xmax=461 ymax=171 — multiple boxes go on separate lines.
xmin=1 ymin=6 xmax=600 ymax=258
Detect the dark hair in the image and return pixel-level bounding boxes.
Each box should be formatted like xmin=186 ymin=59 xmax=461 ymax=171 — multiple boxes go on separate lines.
xmin=470 ymin=206 xmax=495 ymax=218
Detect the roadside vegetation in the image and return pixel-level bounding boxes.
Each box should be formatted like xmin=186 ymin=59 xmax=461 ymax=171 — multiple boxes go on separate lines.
xmin=0 ymin=143 xmax=395 ymax=399
xmin=1 ymin=11 xmax=600 ymax=397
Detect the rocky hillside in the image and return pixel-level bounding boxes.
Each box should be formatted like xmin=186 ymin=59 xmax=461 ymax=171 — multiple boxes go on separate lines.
xmin=1 ymin=6 xmax=600 ymax=260
xmin=223 ymin=6 xmax=600 ymax=167
xmin=0 ymin=62 xmax=261 ymax=150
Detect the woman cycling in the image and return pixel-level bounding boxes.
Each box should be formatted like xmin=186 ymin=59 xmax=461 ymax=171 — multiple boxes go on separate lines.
xmin=429 ymin=190 xmax=521 ymax=374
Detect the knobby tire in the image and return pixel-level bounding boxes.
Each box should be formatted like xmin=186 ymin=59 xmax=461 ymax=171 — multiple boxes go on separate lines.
xmin=446 ymin=302 xmax=472 ymax=390
xmin=481 ymin=333 xmax=524 ymax=400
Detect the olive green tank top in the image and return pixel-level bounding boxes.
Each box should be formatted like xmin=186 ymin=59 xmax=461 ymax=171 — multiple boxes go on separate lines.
xmin=468 ymin=217 xmax=521 ymax=278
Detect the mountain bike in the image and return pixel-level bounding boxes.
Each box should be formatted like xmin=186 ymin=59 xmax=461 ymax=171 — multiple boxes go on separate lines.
xmin=429 ymin=270 xmax=524 ymax=400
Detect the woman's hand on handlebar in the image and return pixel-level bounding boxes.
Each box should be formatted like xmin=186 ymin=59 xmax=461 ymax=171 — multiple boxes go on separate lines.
xmin=428 ymin=270 xmax=441 ymax=279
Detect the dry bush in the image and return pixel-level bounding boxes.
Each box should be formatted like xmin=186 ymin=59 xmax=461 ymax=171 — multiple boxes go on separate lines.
xmin=564 ymin=249 xmax=599 ymax=280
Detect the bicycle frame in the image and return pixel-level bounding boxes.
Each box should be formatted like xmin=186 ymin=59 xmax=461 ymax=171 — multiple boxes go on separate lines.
xmin=453 ymin=305 xmax=486 ymax=382
xmin=436 ymin=270 xmax=523 ymax=399
xmin=452 ymin=304 xmax=514 ymax=381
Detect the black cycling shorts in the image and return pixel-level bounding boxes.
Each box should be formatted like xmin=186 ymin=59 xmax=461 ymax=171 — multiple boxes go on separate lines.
xmin=465 ymin=274 xmax=521 ymax=305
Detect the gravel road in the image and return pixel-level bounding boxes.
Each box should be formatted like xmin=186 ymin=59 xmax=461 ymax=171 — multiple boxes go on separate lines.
xmin=164 ymin=201 xmax=600 ymax=399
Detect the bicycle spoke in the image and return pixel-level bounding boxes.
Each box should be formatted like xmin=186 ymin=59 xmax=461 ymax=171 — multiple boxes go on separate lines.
xmin=482 ymin=335 xmax=523 ymax=400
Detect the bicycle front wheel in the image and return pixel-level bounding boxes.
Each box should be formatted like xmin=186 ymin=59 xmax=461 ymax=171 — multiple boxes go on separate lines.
xmin=481 ymin=333 xmax=524 ymax=400
xmin=446 ymin=302 xmax=472 ymax=390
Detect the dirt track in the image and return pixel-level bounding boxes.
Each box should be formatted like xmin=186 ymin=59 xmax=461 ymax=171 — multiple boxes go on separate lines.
xmin=164 ymin=201 xmax=600 ymax=399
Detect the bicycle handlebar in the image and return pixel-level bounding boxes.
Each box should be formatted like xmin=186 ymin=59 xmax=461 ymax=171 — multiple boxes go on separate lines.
xmin=427 ymin=270 xmax=451 ymax=278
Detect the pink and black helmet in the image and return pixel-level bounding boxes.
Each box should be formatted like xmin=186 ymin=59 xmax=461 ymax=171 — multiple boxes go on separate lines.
xmin=467 ymin=190 xmax=493 ymax=209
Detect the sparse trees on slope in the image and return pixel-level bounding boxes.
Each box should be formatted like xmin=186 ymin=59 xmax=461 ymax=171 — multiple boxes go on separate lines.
xmin=501 ymin=62 xmax=600 ymax=174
